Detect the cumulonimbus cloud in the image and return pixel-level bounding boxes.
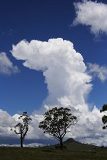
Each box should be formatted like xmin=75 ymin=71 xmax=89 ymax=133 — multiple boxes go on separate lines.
xmin=0 ymin=38 xmax=106 ymax=146
xmin=73 ymin=0 xmax=107 ymax=35
xmin=9 ymin=38 xmax=106 ymax=146
xmin=11 ymin=38 xmax=92 ymax=112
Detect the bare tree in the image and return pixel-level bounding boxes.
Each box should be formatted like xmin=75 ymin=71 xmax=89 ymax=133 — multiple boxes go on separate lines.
xmin=13 ymin=112 xmax=32 ymax=148
xmin=39 ymin=107 xmax=77 ymax=149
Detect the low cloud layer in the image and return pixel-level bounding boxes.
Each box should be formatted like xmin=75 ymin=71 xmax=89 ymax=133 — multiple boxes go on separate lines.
xmin=0 ymin=52 xmax=19 ymax=75
xmin=0 ymin=107 xmax=105 ymax=146
xmin=0 ymin=109 xmax=45 ymax=141
xmin=73 ymin=0 xmax=107 ymax=35
xmin=0 ymin=38 xmax=106 ymax=146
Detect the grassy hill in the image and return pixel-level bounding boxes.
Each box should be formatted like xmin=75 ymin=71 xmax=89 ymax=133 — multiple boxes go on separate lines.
xmin=0 ymin=138 xmax=107 ymax=160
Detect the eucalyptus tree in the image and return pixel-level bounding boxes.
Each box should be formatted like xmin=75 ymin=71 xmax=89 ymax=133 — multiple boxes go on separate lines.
xmin=12 ymin=112 xmax=32 ymax=148
xmin=100 ymin=104 xmax=107 ymax=129
xmin=39 ymin=107 xmax=77 ymax=149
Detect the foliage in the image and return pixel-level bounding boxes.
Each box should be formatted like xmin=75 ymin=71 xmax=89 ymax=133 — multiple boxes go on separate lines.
xmin=39 ymin=107 xmax=77 ymax=148
xmin=13 ymin=112 xmax=32 ymax=147
xmin=100 ymin=104 xmax=107 ymax=112
xmin=100 ymin=104 xmax=107 ymax=129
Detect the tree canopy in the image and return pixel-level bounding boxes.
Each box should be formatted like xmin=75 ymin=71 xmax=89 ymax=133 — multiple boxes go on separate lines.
xmin=100 ymin=104 xmax=107 ymax=129
xmin=39 ymin=107 xmax=77 ymax=148
xmin=13 ymin=112 xmax=32 ymax=147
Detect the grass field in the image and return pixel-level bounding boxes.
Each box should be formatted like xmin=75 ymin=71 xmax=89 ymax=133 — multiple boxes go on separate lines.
xmin=0 ymin=139 xmax=107 ymax=160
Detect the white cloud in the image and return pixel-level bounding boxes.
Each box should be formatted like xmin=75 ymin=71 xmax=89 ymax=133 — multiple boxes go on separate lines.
xmin=88 ymin=63 xmax=107 ymax=82
xmin=0 ymin=52 xmax=20 ymax=75
xmin=12 ymin=113 xmax=44 ymax=140
xmin=0 ymin=110 xmax=45 ymax=142
xmin=0 ymin=38 xmax=102 ymax=146
xmin=0 ymin=107 xmax=105 ymax=146
xmin=73 ymin=0 xmax=107 ymax=35
xmin=0 ymin=109 xmax=15 ymax=137
xmin=11 ymin=38 xmax=92 ymax=112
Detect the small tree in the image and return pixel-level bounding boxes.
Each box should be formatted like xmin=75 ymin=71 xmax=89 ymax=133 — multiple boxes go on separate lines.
xmin=39 ymin=107 xmax=77 ymax=149
xmin=100 ymin=104 xmax=107 ymax=129
xmin=13 ymin=112 xmax=32 ymax=148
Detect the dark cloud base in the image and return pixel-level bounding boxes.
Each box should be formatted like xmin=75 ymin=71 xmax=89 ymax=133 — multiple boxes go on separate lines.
xmin=0 ymin=136 xmax=56 ymax=145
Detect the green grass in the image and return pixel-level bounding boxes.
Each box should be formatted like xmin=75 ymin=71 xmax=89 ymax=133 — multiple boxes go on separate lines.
xmin=0 ymin=139 xmax=107 ymax=160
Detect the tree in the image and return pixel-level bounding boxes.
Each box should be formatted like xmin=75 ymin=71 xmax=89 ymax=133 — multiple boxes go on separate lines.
xmin=39 ymin=107 xmax=77 ymax=149
xmin=12 ymin=112 xmax=32 ymax=148
xmin=100 ymin=104 xmax=107 ymax=129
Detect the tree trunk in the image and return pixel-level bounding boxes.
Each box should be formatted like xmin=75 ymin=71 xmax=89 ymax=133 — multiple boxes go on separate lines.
xmin=20 ymin=135 xmax=24 ymax=148
xmin=59 ymin=137 xmax=63 ymax=149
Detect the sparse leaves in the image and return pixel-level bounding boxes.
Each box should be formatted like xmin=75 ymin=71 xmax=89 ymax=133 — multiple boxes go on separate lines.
xmin=13 ymin=112 xmax=32 ymax=148
xmin=101 ymin=104 xmax=107 ymax=130
xmin=100 ymin=104 xmax=107 ymax=112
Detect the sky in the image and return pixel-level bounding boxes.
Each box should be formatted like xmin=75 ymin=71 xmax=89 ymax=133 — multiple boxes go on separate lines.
xmin=1 ymin=0 xmax=107 ymax=146
xmin=0 ymin=0 xmax=107 ymax=114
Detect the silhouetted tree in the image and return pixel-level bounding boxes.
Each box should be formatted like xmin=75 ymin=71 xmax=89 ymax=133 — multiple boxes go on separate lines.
xmin=39 ymin=107 xmax=77 ymax=149
xmin=100 ymin=104 xmax=107 ymax=129
xmin=13 ymin=112 xmax=32 ymax=148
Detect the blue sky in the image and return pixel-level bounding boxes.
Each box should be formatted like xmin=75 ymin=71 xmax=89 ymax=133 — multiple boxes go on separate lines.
xmin=1 ymin=0 xmax=107 ymax=146
xmin=0 ymin=0 xmax=107 ymax=115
